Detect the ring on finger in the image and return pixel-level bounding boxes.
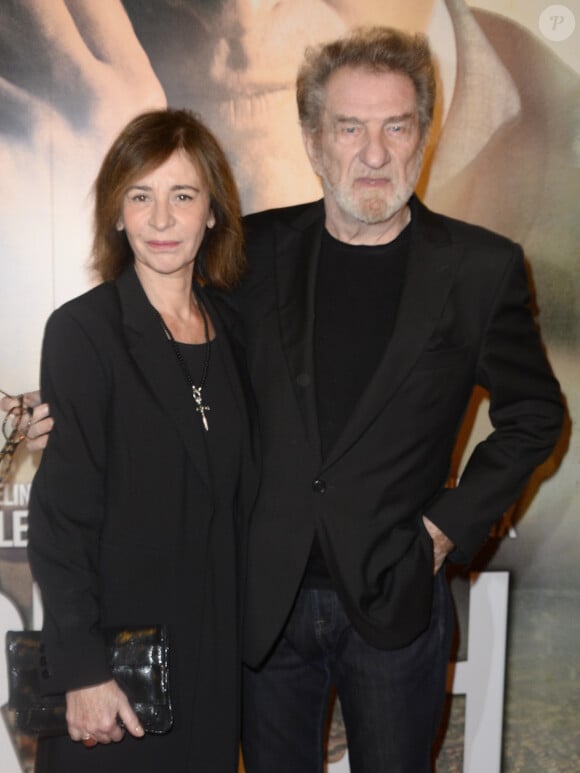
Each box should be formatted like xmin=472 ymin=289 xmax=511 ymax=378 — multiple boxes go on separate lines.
xmin=82 ymin=734 xmax=97 ymax=748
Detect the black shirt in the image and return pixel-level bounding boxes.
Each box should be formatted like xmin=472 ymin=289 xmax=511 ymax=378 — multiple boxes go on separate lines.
xmin=315 ymin=226 xmax=410 ymax=455
xmin=305 ymin=224 xmax=410 ymax=586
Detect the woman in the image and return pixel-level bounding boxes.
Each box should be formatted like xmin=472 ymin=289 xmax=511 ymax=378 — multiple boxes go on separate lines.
xmin=27 ymin=109 xmax=257 ymax=772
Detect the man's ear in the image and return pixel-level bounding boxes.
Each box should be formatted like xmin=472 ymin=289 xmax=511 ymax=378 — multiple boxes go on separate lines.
xmin=302 ymin=128 xmax=322 ymax=177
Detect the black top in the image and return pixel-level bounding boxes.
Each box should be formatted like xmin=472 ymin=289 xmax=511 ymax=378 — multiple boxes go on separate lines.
xmin=179 ymin=338 xmax=242 ymax=514
xmin=305 ymin=225 xmax=410 ymax=587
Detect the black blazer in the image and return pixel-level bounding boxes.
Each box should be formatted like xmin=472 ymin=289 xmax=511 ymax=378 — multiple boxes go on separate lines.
xmin=238 ymin=196 xmax=563 ymax=666
xmin=28 ymin=266 xmax=257 ymax=695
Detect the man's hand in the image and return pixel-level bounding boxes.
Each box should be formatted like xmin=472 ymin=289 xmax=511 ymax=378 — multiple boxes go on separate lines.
xmin=24 ymin=401 xmax=54 ymax=452
xmin=422 ymin=515 xmax=454 ymax=574
xmin=0 ymin=391 xmax=53 ymax=452
xmin=66 ymin=679 xmax=144 ymax=746
xmin=0 ymin=389 xmax=39 ymax=416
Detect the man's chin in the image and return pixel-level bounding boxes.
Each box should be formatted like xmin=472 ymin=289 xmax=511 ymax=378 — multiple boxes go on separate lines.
xmin=325 ymin=180 xmax=411 ymax=227
xmin=352 ymin=199 xmax=401 ymax=225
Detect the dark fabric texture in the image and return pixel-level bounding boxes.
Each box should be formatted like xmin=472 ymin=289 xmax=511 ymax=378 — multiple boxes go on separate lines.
xmin=305 ymin=224 xmax=410 ymax=586
xmin=314 ymin=225 xmax=409 ymax=457
xmin=237 ymin=195 xmax=563 ymax=667
xmin=242 ymin=572 xmax=453 ymax=773
xmin=28 ymin=266 xmax=258 ymax=772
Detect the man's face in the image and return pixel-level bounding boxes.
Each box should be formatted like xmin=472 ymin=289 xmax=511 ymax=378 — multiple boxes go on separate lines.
xmin=304 ymin=67 xmax=425 ymax=231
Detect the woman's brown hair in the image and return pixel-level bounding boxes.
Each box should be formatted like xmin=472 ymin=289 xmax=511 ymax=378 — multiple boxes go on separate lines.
xmin=92 ymin=109 xmax=245 ymax=289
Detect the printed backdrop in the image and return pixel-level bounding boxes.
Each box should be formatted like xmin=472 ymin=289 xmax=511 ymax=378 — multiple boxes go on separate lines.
xmin=0 ymin=1 xmax=578 ymax=770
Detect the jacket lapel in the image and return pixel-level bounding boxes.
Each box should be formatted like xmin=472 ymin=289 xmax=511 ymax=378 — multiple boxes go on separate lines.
xmin=275 ymin=201 xmax=325 ymax=457
xmin=203 ymin=288 xmax=260 ymax=520
xmin=323 ymin=198 xmax=463 ymax=468
xmin=115 ymin=267 xmax=212 ymax=492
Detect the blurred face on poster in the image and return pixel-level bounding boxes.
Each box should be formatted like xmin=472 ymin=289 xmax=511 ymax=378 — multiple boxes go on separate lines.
xmin=1 ymin=0 xmax=577 ymax=342
xmin=121 ymin=0 xmax=436 ymax=209
xmin=123 ymin=0 xmax=435 ymax=95
xmin=0 ymin=0 xmax=440 ymax=380
xmin=0 ymin=0 xmax=436 ymax=219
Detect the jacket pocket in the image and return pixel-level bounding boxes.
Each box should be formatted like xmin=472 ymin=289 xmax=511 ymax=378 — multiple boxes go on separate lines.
xmin=414 ymin=344 xmax=470 ymax=371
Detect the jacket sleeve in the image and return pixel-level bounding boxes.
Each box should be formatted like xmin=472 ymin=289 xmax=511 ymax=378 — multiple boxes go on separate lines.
xmin=425 ymin=248 xmax=564 ymax=562
xmin=28 ymin=304 xmax=112 ymax=694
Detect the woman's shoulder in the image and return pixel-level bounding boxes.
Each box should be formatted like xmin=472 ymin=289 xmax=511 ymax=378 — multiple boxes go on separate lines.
xmin=46 ymin=281 xmax=121 ymax=337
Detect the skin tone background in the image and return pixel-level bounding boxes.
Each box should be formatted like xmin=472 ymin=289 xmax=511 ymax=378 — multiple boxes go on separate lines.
xmin=0 ymin=1 xmax=578 ymax=769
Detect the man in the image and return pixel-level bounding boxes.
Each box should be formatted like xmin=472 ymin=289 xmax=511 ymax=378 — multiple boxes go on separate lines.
xmin=12 ymin=24 xmax=563 ymax=773
xmin=235 ymin=27 xmax=563 ymax=773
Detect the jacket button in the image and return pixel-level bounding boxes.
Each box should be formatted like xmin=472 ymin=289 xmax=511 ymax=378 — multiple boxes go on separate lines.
xmin=41 ymin=669 xmax=50 ymax=679
xmin=312 ymin=479 xmax=326 ymax=494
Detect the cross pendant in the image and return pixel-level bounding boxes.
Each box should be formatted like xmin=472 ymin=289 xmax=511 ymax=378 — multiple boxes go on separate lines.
xmin=197 ymin=404 xmax=210 ymax=432
xmin=192 ymin=386 xmax=210 ymax=432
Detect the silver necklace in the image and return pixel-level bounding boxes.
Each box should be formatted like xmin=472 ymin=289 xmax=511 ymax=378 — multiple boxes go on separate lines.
xmin=158 ymin=299 xmax=211 ymax=431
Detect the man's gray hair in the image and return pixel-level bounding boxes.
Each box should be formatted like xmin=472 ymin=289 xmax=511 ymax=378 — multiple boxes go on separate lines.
xmin=296 ymin=27 xmax=436 ymax=139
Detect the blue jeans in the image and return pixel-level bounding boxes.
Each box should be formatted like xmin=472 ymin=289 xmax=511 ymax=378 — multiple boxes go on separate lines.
xmin=242 ymin=572 xmax=453 ymax=773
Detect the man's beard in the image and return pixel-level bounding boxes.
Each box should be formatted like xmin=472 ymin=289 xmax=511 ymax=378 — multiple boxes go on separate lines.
xmin=321 ymin=152 xmax=423 ymax=226
xmin=330 ymin=180 xmax=414 ymax=224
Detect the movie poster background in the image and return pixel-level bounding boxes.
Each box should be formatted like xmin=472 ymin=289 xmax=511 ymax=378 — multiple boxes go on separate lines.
xmin=0 ymin=1 xmax=578 ymax=770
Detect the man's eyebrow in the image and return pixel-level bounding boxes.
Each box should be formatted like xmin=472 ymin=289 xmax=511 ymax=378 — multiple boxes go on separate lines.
xmin=385 ymin=112 xmax=416 ymax=123
xmin=332 ymin=115 xmax=364 ymax=124
xmin=331 ymin=111 xmax=416 ymax=124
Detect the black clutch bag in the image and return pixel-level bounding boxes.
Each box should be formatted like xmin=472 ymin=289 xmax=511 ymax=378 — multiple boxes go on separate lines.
xmin=5 ymin=625 xmax=173 ymax=736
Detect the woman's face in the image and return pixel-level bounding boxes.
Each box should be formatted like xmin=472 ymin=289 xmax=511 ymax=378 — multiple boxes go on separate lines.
xmin=119 ymin=149 xmax=215 ymax=282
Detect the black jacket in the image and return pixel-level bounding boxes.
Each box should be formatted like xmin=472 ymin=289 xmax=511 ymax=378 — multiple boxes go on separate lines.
xmin=237 ymin=196 xmax=563 ymax=666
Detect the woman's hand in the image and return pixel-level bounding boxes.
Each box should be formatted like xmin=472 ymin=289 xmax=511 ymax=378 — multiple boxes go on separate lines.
xmin=66 ymin=679 xmax=144 ymax=746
